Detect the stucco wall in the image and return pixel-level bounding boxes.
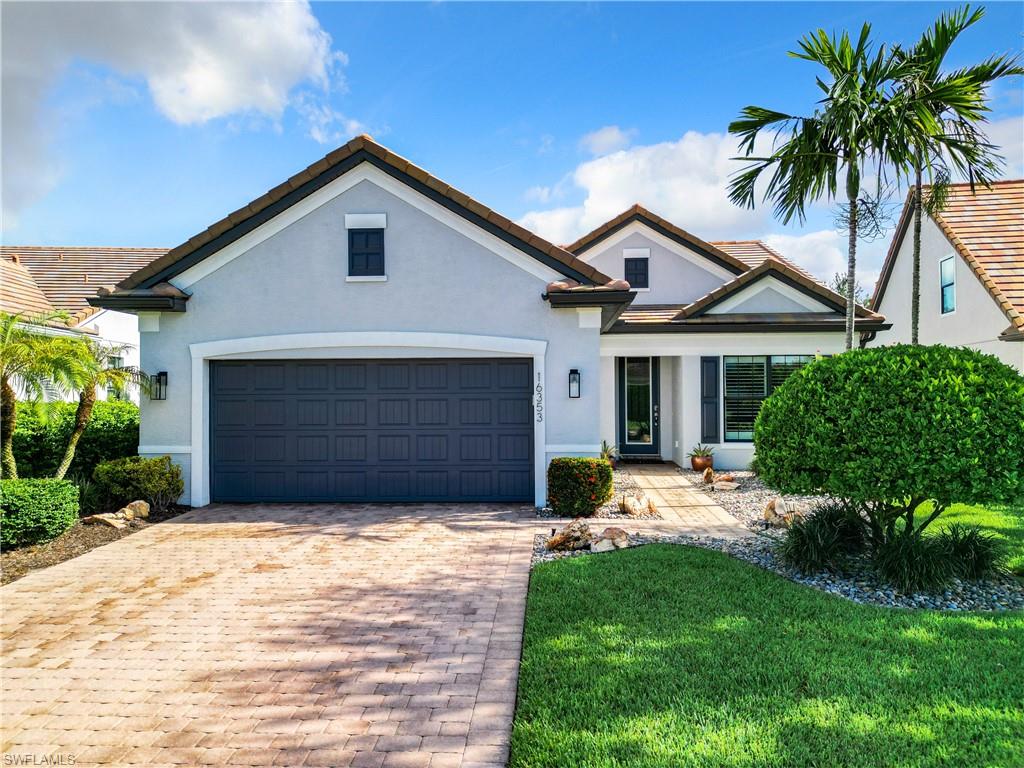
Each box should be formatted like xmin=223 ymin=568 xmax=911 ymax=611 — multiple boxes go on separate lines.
xmin=138 ymin=175 xmax=603 ymax=504
xmin=872 ymin=216 xmax=1022 ymax=371
xmin=582 ymin=228 xmax=732 ymax=306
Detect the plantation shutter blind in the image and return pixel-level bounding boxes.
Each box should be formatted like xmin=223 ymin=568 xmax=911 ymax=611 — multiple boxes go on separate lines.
xmin=699 ymin=356 xmax=720 ymax=443
xmin=723 ymin=356 xmax=767 ymax=441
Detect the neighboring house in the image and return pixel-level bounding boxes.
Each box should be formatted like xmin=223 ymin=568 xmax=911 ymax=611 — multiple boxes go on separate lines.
xmin=870 ymin=180 xmax=1023 ymax=372
xmin=1 ymin=246 xmax=166 ymax=402
xmin=91 ymin=135 xmax=887 ymax=507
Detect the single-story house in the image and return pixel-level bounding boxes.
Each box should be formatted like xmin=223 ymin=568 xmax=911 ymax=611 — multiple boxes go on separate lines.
xmin=869 ymin=180 xmax=1023 ymax=372
xmin=92 ymin=135 xmax=887 ymax=507
xmin=1 ymin=247 xmax=166 ymax=402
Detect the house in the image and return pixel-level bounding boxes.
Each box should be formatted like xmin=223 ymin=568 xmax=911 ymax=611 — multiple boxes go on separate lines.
xmin=870 ymin=180 xmax=1023 ymax=372
xmin=91 ymin=135 xmax=887 ymax=507
xmin=1 ymin=246 xmax=166 ymax=402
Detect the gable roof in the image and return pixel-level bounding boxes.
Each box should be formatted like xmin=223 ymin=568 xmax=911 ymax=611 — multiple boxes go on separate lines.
xmin=1 ymin=257 xmax=56 ymax=317
xmin=1 ymin=246 xmax=166 ymax=324
xmin=710 ymin=240 xmax=818 ymax=281
xmin=565 ymin=204 xmax=750 ymax=275
xmin=112 ymin=135 xmax=611 ymax=296
xmin=873 ymin=179 xmax=1023 ymax=333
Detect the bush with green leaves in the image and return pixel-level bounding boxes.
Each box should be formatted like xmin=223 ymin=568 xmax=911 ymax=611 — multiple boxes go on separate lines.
xmin=547 ymin=457 xmax=613 ymax=517
xmin=0 ymin=478 xmax=80 ymax=548
xmin=13 ymin=400 xmax=139 ymax=479
xmin=92 ymin=455 xmax=183 ymax=512
xmin=873 ymin=533 xmax=956 ymax=593
xmin=779 ymin=501 xmax=868 ymax=574
xmin=757 ymin=345 xmax=1024 ymax=545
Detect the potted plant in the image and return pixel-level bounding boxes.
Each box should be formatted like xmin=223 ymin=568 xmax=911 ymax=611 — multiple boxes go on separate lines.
xmin=601 ymin=440 xmax=620 ymax=469
xmin=688 ymin=444 xmax=715 ymax=472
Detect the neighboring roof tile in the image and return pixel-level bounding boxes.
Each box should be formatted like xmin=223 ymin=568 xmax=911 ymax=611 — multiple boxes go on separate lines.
xmin=710 ymin=240 xmax=818 ymax=281
xmin=116 ymin=135 xmax=610 ymax=291
xmin=1 ymin=257 xmax=55 ymax=317
xmin=874 ymin=179 xmax=1023 ymax=331
xmin=1 ymin=246 xmax=166 ymax=324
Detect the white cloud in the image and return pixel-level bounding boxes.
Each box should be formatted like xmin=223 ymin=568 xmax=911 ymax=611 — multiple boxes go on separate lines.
xmin=519 ymin=130 xmax=771 ymax=245
xmin=2 ymin=1 xmax=349 ymax=223
xmin=579 ymin=125 xmax=635 ymax=156
xmin=295 ymin=95 xmax=367 ymax=146
xmin=763 ymin=230 xmax=887 ymax=290
xmin=989 ymin=115 xmax=1024 ymax=178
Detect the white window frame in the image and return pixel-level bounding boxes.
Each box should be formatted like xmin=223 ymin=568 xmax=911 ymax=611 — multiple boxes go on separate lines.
xmin=939 ymin=255 xmax=956 ymax=315
xmin=623 ymin=248 xmax=650 ymax=292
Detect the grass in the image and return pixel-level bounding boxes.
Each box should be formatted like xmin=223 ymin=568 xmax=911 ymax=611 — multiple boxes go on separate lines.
xmin=511 ymin=545 xmax=1024 ymax=768
xmin=924 ymin=502 xmax=1024 ymax=576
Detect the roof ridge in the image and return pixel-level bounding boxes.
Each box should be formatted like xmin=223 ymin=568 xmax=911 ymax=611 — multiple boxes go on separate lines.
xmin=0 ymin=245 xmax=168 ymax=252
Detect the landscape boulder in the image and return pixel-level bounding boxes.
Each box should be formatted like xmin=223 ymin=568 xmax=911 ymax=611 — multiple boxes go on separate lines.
xmin=81 ymin=513 xmax=128 ymax=529
xmin=546 ymin=519 xmax=593 ymax=551
xmin=763 ymin=497 xmax=811 ymax=528
xmin=591 ymin=527 xmax=629 ymax=553
xmin=619 ymin=495 xmax=648 ymax=516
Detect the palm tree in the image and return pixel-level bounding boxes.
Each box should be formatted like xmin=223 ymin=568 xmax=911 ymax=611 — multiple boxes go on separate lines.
xmin=0 ymin=312 xmax=89 ymax=478
xmin=728 ymin=24 xmax=899 ymax=350
xmin=892 ymin=5 xmax=1023 ymax=343
xmin=53 ymin=340 xmax=149 ymax=480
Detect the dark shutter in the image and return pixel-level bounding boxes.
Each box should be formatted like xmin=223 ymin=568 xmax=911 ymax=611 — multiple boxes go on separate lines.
xmin=700 ymin=356 xmax=720 ymax=443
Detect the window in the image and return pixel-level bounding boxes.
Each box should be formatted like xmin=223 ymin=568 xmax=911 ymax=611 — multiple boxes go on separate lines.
xmin=106 ymin=356 xmax=125 ymax=400
xmin=940 ymin=256 xmax=956 ymax=314
xmin=723 ymin=355 xmax=814 ymax=441
xmin=624 ymin=257 xmax=649 ymax=289
xmin=348 ymin=229 xmax=385 ymax=276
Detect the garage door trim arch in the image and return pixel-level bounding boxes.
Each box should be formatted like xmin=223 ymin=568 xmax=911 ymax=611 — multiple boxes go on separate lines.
xmin=189 ymin=332 xmax=547 ymax=508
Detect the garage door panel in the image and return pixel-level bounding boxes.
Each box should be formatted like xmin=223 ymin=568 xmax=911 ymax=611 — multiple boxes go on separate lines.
xmin=211 ymin=359 xmax=533 ymax=502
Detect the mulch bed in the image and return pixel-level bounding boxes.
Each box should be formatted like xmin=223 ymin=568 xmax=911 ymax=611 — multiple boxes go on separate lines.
xmin=1 ymin=506 xmax=188 ymax=585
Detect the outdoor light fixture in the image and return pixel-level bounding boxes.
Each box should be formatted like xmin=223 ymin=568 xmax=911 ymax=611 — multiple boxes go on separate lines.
xmin=150 ymin=371 xmax=168 ymax=401
xmin=568 ymin=369 xmax=581 ymax=399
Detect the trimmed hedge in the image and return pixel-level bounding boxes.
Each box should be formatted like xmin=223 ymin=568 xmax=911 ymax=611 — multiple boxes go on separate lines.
xmin=92 ymin=455 xmax=183 ymax=512
xmin=13 ymin=400 xmax=139 ymax=479
xmin=1 ymin=478 xmax=80 ymax=548
xmin=547 ymin=457 xmax=613 ymax=517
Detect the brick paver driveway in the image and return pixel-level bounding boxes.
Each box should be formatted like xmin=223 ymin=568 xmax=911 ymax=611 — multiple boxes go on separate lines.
xmin=2 ymin=504 xmax=535 ymax=767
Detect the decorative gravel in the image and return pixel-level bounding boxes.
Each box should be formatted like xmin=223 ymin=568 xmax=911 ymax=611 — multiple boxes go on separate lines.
xmin=532 ymin=532 xmax=1024 ymax=612
xmin=678 ymin=468 xmax=826 ymax=530
xmin=536 ymin=468 xmax=661 ymax=519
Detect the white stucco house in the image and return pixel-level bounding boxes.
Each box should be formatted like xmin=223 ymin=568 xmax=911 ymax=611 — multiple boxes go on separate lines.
xmin=869 ymin=180 xmax=1023 ymax=372
xmin=1 ymin=247 xmax=166 ymax=402
xmin=91 ymin=135 xmax=887 ymax=507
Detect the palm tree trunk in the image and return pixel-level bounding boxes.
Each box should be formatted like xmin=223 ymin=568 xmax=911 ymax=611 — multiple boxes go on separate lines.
xmin=911 ymin=164 xmax=923 ymax=345
xmin=845 ymin=193 xmax=858 ymax=351
xmin=1 ymin=375 xmax=18 ymax=479
xmin=54 ymin=387 xmax=95 ymax=480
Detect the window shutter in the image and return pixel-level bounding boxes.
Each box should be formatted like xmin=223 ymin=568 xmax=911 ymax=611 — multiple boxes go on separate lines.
xmin=700 ymin=356 xmax=720 ymax=443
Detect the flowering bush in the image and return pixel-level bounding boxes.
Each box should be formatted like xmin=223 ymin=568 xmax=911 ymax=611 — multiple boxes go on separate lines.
xmin=547 ymin=457 xmax=613 ymax=517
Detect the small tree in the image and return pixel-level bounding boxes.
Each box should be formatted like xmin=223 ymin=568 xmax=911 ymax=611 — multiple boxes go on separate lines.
xmin=755 ymin=345 xmax=1024 ymax=546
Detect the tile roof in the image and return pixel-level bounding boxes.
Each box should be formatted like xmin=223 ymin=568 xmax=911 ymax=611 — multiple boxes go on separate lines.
xmin=1 ymin=257 xmax=55 ymax=317
xmin=1 ymin=246 xmax=166 ymax=324
xmin=710 ymin=240 xmax=818 ymax=281
xmin=116 ymin=135 xmax=610 ymax=293
xmin=874 ymin=179 xmax=1023 ymax=331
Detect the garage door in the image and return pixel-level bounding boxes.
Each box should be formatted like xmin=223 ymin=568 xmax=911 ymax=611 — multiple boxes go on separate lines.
xmin=210 ymin=359 xmax=534 ymax=502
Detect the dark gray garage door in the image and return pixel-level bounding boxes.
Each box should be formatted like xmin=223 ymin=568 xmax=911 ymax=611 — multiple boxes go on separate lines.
xmin=210 ymin=359 xmax=534 ymax=502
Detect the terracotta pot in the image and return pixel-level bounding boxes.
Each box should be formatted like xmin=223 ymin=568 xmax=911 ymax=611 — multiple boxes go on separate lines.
xmin=690 ymin=455 xmax=713 ymax=472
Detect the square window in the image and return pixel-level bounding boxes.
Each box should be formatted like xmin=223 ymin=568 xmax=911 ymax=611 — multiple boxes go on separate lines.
xmin=624 ymin=257 xmax=649 ymax=289
xmin=939 ymin=256 xmax=955 ymax=314
xmin=348 ymin=229 xmax=385 ymax=276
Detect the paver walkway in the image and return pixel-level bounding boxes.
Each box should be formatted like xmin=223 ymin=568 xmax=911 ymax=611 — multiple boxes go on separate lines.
xmin=1 ymin=463 xmax=747 ymax=767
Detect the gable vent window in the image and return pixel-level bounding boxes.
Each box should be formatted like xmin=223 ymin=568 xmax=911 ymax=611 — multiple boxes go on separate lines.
xmin=724 ymin=355 xmax=814 ymax=441
xmin=624 ymin=257 xmax=649 ymax=289
xmin=349 ymin=229 xmax=385 ymax=277
xmin=939 ymin=255 xmax=956 ymax=314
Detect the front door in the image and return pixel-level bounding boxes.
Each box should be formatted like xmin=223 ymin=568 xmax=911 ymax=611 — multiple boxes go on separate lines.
xmin=617 ymin=356 xmax=660 ymax=457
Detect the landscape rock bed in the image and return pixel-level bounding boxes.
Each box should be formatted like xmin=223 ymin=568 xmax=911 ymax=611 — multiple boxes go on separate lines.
xmin=532 ymin=532 xmax=1024 ymax=612
xmin=679 ymin=469 xmax=825 ymax=529
xmin=537 ymin=468 xmax=661 ymax=519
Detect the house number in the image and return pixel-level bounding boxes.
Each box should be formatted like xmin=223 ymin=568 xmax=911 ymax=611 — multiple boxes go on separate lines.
xmin=535 ymin=374 xmax=544 ymax=423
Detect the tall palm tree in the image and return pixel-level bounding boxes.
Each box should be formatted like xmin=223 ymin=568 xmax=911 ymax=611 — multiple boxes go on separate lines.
xmin=53 ymin=340 xmax=148 ymax=479
xmin=892 ymin=5 xmax=1023 ymax=343
xmin=0 ymin=312 xmax=89 ymax=478
xmin=728 ymin=24 xmax=899 ymax=350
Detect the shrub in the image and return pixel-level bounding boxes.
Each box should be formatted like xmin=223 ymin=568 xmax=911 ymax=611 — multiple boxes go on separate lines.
xmin=0 ymin=478 xmax=80 ymax=548
xmin=755 ymin=345 xmax=1024 ymax=545
xmin=92 ymin=455 xmax=183 ymax=512
xmin=873 ymin=534 xmax=955 ymax=593
xmin=779 ymin=501 xmax=867 ymax=574
xmin=547 ymin=457 xmax=613 ymax=517
xmin=13 ymin=400 xmax=139 ymax=478
xmin=937 ymin=524 xmax=1008 ymax=580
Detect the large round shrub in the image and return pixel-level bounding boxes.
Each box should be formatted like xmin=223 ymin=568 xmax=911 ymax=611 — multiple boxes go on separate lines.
xmin=92 ymin=455 xmax=184 ymax=512
xmin=547 ymin=457 xmax=613 ymax=517
xmin=756 ymin=345 xmax=1024 ymax=539
xmin=1 ymin=478 xmax=80 ymax=548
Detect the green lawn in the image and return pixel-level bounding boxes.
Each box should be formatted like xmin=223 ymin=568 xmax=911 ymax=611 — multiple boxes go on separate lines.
xmin=925 ymin=502 xmax=1024 ymax=575
xmin=511 ymin=545 xmax=1024 ymax=768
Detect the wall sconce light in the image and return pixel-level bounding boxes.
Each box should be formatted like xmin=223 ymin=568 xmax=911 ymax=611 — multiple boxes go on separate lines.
xmin=568 ymin=369 xmax=581 ymax=399
xmin=150 ymin=371 xmax=168 ymax=400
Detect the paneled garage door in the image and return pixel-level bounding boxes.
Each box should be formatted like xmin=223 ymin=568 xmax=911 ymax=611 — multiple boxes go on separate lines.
xmin=210 ymin=359 xmax=534 ymax=502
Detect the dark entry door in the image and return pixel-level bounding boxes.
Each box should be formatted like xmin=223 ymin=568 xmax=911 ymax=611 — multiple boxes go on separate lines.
xmin=210 ymin=358 xmax=534 ymax=502
xmin=617 ymin=356 xmax=660 ymax=457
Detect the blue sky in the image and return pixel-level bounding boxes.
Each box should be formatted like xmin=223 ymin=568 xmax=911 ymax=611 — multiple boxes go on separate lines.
xmin=3 ymin=1 xmax=1022 ymax=285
